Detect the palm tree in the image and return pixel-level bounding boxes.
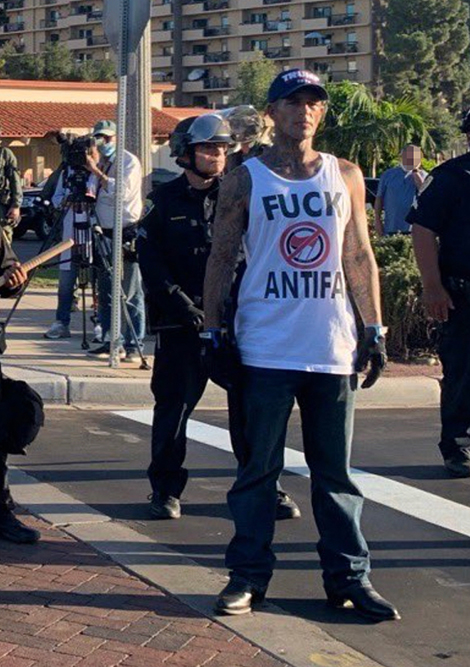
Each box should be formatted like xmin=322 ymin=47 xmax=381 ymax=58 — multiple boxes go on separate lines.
xmin=318 ymin=85 xmax=434 ymax=176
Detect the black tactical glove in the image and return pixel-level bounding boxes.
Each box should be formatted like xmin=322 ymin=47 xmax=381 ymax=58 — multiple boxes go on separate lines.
xmin=166 ymin=286 xmax=204 ymax=330
xmin=200 ymin=328 xmax=241 ymax=391
xmin=355 ymin=326 xmax=387 ymax=389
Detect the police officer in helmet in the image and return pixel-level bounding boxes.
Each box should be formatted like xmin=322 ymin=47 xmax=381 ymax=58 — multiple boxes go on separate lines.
xmin=137 ymin=113 xmax=301 ymax=521
xmin=409 ymin=110 xmax=470 ymax=477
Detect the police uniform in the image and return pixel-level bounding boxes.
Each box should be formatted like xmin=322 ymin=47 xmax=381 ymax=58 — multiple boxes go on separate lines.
xmin=137 ymin=173 xmax=219 ymax=501
xmin=407 ymin=153 xmax=470 ymax=462
xmin=0 ymin=147 xmax=23 ymax=244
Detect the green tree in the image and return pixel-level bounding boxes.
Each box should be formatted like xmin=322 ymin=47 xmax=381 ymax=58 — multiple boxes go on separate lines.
xmin=0 ymin=42 xmax=44 ymax=79
xmin=73 ymin=58 xmax=116 ymax=82
xmin=381 ymin=0 xmax=470 ymax=113
xmin=230 ymin=52 xmax=279 ymax=110
xmin=43 ymin=43 xmax=74 ymax=81
xmin=318 ymin=84 xmax=434 ymax=176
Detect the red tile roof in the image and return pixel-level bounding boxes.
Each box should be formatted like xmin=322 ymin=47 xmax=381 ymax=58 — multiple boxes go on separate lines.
xmin=0 ymin=101 xmax=198 ymax=139
xmin=0 ymin=79 xmax=174 ymax=92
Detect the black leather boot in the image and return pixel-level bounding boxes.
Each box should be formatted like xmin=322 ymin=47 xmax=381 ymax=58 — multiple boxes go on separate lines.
xmin=150 ymin=494 xmax=181 ymax=520
xmin=216 ymin=578 xmax=266 ymax=615
xmin=0 ymin=510 xmax=40 ymax=544
xmin=443 ymin=447 xmax=470 ymax=478
xmin=327 ymin=582 xmax=400 ymax=622
xmin=276 ymin=491 xmax=301 ymax=520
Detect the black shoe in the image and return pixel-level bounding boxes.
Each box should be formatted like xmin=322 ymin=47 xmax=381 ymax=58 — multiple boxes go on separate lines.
xmin=0 ymin=511 xmax=40 ymax=544
xmin=276 ymin=491 xmax=301 ymax=521
xmin=443 ymin=447 xmax=470 ymax=478
xmin=149 ymin=495 xmax=181 ymax=520
xmin=215 ymin=578 xmax=265 ymax=616
xmin=327 ymin=583 xmax=400 ymax=622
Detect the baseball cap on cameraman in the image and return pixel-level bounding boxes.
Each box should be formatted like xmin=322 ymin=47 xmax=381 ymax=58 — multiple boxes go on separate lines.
xmin=268 ymin=69 xmax=329 ymax=104
xmin=93 ymin=120 xmax=117 ymax=137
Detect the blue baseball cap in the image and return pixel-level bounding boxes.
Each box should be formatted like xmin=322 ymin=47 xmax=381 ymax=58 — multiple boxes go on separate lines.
xmin=268 ymin=69 xmax=329 ymax=104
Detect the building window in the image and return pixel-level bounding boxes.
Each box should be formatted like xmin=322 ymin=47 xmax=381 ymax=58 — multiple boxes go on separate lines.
xmin=193 ymin=44 xmax=207 ymax=54
xmin=49 ymin=33 xmax=60 ymax=42
xmin=282 ymin=36 xmax=290 ymax=47
xmin=162 ymin=20 xmax=174 ymax=30
xmin=78 ymin=29 xmax=93 ymax=39
xmin=193 ymin=19 xmax=207 ymax=28
xmin=280 ymin=10 xmax=290 ymax=20
xmin=251 ymin=39 xmax=268 ymax=51
xmin=221 ymin=16 xmax=229 ymax=27
xmin=346 ymin=2 xmax=355 ymax=16
xmin=347 ymin=60 xmax=358 ymax=72
xmin=163 ymin=45 xmax=173 ymax=55
xmin=250 ymin=13 xmax=266 ymax=23
xmin=347 ymin=31 xmax=357 ymax=43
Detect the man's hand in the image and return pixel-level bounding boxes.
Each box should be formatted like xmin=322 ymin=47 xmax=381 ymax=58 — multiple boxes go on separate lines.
xmin=3 ymin=262 xmax=27 ymax=289
xmin=422 ymin=283 xmax=454 ymax=322
xmin=355 ymin=326 xmax=387 ymax=389
xmin=6 ymin=206 xmax=21 ymax=228
xmin=200 ymin=328 xmax=241 ymax=391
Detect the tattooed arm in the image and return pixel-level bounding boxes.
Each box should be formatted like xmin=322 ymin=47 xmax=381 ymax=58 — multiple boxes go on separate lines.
xmin=340 ymin=159 xmax=382 ymax=326
xmin=204 ymin=166 xmax=251 ymax=328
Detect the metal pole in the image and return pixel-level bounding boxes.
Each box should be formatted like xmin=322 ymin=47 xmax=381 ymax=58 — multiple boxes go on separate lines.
xmin=126 ymin=23 xmax=152 ymax=198
xmin=109 ymin=0 xmax=130 ymax=368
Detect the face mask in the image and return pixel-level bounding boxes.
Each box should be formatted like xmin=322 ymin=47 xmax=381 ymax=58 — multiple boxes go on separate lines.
xmin=98 ymin=142 xmax=116 ymax=159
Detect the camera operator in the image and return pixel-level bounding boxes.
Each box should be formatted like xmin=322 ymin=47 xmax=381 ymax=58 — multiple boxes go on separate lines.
xmin=137 ymin=113 xmax=300 ymax=521
xmin=85 ymin=120 xmax=145 ymax=362
xmin=0 ymin=141 xmax=23 ymax=245
xmin=44 ymin=135 xmax=97 ymax=340
xmin=0 ymin=233 xmax=39 ymax=543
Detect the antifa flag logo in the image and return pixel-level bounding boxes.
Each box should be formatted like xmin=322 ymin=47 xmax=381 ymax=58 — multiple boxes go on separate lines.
xmin=280 ymin=222 xmax=330 ymax=270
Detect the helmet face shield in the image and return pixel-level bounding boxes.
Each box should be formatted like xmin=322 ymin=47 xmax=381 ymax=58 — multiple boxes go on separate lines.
xmin=220 ymin=105 xmax=264 ymax=144
xmin=188 ymin=114 xmax=233 ymax=145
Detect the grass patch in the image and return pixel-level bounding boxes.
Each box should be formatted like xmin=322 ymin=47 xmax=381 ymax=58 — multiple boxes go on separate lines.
xmin=29 ymin=266 xmax=59 ymax=288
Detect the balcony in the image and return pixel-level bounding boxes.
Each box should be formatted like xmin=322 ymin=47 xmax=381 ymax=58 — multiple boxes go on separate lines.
xmin=182 ymin=27 xmax=204 ymax=40
xmin=152 ymin=55 xmax=172 ymax=68
xmin=3 ymin=22 xmax=24 ymax=33
xmin=5 ymin=0 xmax=24 ymax=9
xmin=264 ymin=19 xmax=291 ymax=32
xmin=263 ymin=0 xmax=291 ymax=4
xmin=151 ymin=2 xmax=173 ymax=17
xmin=39 ymin=18 xmax=58 ymax=29
xmin=204 ymin=77 xmax=231 ymax=89
xmin=67 ymin=37 xmax=88 ymax=49
xmin=204 ymin=0 xmax=229 ymax=9
xmin=328 ymin=41 xmax=359 ymax=54
xmin=329 ymin=69 xmax=359 ymax=82
xmin=182 ymin=0 xmax=204 ymax=15
xmin=203 ymin=25 xmax=230 ymax=36
xmin=182 ymin=79 xmax=204 ymax=93
xmin=302 ymin=17 xmax=329 ymax=30
xmin=264 ymin=45 xmax=291 ymax=58
xmin=204 ymin=50 xmax=230 ymax=63
xmin=87 ymin=35 xmax=108 ymax=47
xmin=330 ymin=13 xmax=359 ymax=26
xmin=152 ymin=28 xmax=173 ymax=41
xmin=301 ymin=43 xmax=328 ymax=58
xmin=39 ymin=0 xmax=59 ymax=5
xmin=182 ymin=53 xmax=204 ymax=66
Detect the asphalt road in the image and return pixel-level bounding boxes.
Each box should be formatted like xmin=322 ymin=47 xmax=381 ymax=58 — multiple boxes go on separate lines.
xmin=10 ymin=406 xmax=470 ymax=667
xmin=12 ymin=232 xmax=42 ymax=264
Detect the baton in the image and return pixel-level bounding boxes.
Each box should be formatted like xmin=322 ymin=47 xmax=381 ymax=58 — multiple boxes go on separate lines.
xmin=0 ymin=238 xmax=75 ymax=288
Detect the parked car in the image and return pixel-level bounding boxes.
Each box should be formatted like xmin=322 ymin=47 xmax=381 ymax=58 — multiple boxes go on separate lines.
xmin=14 ymin=178 xmax=54 ymax=240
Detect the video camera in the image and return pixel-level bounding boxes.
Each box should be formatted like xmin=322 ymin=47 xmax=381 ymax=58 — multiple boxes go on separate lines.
xmin=56 ymin=132 xmax=96 ymax=170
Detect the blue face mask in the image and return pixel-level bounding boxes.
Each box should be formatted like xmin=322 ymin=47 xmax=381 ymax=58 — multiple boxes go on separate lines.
xmin=98 ymin=142 xmax=116 ymax=159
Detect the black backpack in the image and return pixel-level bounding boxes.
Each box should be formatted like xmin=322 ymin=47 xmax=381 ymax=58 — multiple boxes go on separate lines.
xmin=0 ymin=375 xmax=45 ymax=455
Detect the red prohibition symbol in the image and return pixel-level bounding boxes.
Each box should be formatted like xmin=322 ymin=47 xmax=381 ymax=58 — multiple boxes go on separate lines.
xmin=280 ymin=222 xmax=331 ymax=269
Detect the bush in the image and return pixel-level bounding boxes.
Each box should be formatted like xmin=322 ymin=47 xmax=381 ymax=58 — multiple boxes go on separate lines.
xmin=371 ymin=233 xmax=436 ymax=359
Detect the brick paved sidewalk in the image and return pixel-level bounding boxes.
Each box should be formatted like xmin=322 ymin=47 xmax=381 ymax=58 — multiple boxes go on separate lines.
xmin=0 ymin=512 xmax=288 ymax=667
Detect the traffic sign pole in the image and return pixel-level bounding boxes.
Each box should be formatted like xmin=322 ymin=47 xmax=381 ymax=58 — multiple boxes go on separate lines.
xmin=109 ymin=0 xmax=129 ymax=368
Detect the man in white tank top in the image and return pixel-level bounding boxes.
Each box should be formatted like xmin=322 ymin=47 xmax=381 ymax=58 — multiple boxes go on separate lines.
xmin=203 ymin=69 xmax=399 ymax=622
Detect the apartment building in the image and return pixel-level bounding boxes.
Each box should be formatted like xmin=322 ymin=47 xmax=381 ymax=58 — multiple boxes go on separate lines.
xmin=0 ymin=0 xmax=108 ymax=65
xmin=0 ymin=0 xmax=375 ymax=108
xmin=152 ymin=0 xmax=375 ymax=107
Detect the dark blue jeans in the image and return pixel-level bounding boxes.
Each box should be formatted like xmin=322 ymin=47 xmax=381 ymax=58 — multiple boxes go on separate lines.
xmin=226 ymin=367 xmax=370 ymax=594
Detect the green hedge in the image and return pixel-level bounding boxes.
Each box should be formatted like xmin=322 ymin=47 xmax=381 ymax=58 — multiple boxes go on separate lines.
xmin=371 ymin=233 xmax=435 ymax=359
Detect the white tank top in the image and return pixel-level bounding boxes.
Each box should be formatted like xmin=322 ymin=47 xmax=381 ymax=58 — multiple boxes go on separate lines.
xmin=235 ymin=154 xmax=357 ymax=374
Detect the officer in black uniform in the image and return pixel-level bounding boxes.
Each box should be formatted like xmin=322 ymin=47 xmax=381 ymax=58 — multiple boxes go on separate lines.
xmin=0 ymin=234 xmax=40 ymax=543
xmin=137 ymin=113 xmax=301 ymax=520
xmin=409 ymin=110 xmax=470 ymax=477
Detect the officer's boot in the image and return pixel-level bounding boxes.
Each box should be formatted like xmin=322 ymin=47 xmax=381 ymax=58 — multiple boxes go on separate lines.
xmin=0 ymin=508 xmax=40 ymax=544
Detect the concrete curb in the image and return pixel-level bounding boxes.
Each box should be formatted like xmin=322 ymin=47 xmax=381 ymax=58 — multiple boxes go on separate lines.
xmin=2 ymin=363 xmax=441 ymax=409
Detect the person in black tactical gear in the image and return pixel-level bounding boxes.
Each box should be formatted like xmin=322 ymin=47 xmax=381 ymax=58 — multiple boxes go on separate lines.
xmin=137 ymin=113 xmax=301 ymax=521
xmin=0 ymin=143 xmax=23 ymax=245
xmin=409 ymin=111 xmax=470 ymax=478
xmin=0 ymin=233 xmax=40 ymax=543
